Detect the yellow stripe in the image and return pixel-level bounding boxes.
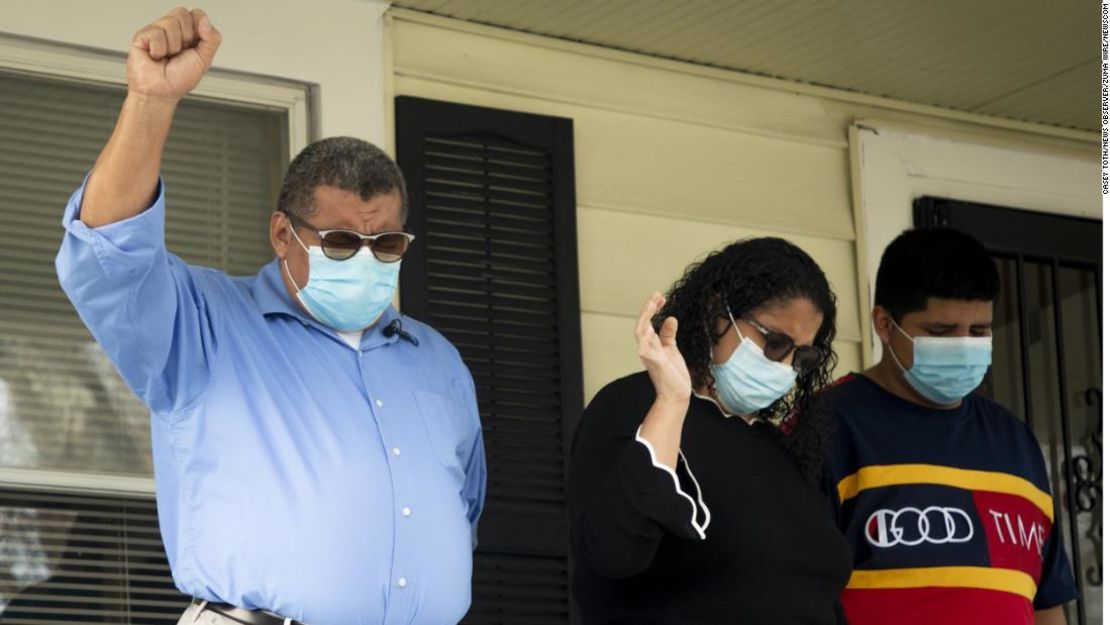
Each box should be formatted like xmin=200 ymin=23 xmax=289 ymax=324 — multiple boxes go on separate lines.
xmin=847 ymin=566 xmax=1037 ymax=601
xmin=837 ymin=464 xmax=1054 ymax=520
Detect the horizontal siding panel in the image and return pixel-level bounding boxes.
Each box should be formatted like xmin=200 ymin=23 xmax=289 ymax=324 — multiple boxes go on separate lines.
xmin=576 ymin=206 xmax=862 ymax=343
xmin=396 ymin=75 xmax=854 ymax=240
xmin=575 ymin=111 xmax=853 ymax=239
xmin=392 ymin=19 xmax=853 ymax=147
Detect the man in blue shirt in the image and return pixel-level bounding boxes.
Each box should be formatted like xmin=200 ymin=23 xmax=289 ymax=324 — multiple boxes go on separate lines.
xmin=54 ymin=8 xmax=486 ymax=625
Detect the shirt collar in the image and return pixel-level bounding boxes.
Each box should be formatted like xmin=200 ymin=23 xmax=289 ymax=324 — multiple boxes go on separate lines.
xmin=255 ymin=258 xmax=308 ymax=320
xmin=252 ymin=258 xmax=403 ymax=349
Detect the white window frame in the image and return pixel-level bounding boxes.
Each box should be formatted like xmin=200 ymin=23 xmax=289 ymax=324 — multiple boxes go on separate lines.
xmin=0 ymin=33 xmax=312 ymax=497
xmin=850 ymin=119 xmax=1100 ymax=366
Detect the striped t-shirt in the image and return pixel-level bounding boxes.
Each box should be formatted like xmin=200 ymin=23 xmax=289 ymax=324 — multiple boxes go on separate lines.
xmin=823 ymin=374 xmax=1076 ymax=625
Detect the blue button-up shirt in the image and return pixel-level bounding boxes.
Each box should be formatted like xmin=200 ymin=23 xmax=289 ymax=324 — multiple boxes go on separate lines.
xmin=55 ymin=179 xmax=486 ymax=625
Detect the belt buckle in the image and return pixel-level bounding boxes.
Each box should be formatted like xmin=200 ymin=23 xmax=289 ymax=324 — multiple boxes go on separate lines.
xmin=194 ymin=599 xmax=295 ymax=625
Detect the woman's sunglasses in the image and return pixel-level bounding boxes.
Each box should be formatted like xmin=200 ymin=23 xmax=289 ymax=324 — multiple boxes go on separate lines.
xmin=284 ymin=211 xmax=415 ymax=262
xmin=726 ymin=304 xmax=823 ymax=374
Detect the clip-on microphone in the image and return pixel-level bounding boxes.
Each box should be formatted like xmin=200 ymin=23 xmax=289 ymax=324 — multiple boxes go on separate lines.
xmin=383 ymin=318 xmax=419 ymax=346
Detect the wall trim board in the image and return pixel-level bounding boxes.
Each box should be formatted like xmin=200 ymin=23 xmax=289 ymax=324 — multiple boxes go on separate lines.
xmin=852 ymin=121 xmax=1101 ymax=365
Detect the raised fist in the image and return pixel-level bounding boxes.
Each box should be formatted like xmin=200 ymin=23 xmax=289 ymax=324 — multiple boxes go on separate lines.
xmin=128 ymin=7 xmax=221 ymax=101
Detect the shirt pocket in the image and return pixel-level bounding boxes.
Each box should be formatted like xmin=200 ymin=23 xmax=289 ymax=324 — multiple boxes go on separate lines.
xmin=413 ymin=389 xmax=477 ymax=471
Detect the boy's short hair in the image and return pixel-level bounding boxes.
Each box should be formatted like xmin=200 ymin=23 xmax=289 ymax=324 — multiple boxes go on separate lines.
xmin=874 ymin=227 xmax=1000 ymax=322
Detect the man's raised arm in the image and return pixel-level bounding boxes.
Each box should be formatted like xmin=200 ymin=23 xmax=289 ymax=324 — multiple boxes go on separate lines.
xmin=56 ymin=7 xmax=224 ymax=416
xmin=81 ymin=7 xmax=220 ymax=227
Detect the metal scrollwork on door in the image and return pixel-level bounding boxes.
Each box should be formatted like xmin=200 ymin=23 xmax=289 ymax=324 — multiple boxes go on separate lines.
xmin=1072 ymin=388 xmax=1102 ymax=587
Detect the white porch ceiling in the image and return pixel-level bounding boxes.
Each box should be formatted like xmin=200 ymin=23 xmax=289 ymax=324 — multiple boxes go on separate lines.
xmin=393 ymin=0 xmax=1099 ymax=132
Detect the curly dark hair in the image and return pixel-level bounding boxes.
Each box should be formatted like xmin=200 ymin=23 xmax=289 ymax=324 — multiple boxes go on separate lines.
xmin=656 ymin=237 xmax=838 ymax=482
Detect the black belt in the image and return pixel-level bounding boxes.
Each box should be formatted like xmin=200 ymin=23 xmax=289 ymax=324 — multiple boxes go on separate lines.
xmin=192 ymin=599 xmax=303 ymax=625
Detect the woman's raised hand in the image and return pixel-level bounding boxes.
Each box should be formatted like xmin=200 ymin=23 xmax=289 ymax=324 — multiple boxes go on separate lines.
xmin=635 ymin=292 xmax=692 ymax=404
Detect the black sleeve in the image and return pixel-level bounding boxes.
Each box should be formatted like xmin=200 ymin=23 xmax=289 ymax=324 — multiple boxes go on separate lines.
xmin=1033 ymin=511 xmax=1078 ymax=610
xmin=1019 ymin=425 xmax=1078 ymax=610
xmin=568 ymin=376 xmax=710 ymax=579
xmin=818 ymin=405 xmax=845 ymax=530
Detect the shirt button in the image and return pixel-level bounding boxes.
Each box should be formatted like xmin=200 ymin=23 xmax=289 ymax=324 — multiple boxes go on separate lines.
xmin=376 ymin=399 xmax=384 ymax=407
xmin=402 ymin=506 xmax=412 ymax=517
xmin=392 ymin=447 xmax=401 ymax=456
xmin=398 ymin=577 xmax=408 ymax=588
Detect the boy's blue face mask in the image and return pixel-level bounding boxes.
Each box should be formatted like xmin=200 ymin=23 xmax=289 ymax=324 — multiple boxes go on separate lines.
xmin=889 ymin=320 xmax=993 ymax=405
xmin=284 ymin=226 xmax=400 ymax=332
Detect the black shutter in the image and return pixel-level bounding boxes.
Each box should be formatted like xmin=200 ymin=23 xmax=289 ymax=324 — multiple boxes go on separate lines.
xmin=395 ymin=96 xmax=582 ymax=624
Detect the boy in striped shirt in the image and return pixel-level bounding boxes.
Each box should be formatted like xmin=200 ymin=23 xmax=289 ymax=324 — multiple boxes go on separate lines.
xmin=824 ymin=228 xmax=1076 ymax=625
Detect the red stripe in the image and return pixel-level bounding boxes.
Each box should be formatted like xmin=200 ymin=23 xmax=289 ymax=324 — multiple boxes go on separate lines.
xmin=841 ymin=587 xmax=1032 ymax=625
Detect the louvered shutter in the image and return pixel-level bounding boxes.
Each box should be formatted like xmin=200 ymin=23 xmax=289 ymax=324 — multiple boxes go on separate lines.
xmin=395 ymin=96 xmax=583 ymax=625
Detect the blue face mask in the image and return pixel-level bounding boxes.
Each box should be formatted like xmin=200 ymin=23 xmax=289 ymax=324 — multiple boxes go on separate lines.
xmin=889 ymin=321 xmax=993 ymax=405
xmin=709 ymin=309 xmax=798 ymax=417
xmin=284 ymin=227 xmax=400 ymax=332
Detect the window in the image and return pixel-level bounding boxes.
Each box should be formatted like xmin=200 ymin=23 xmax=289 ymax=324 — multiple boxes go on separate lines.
xmin=0 ymin=50 xmax=303 ymax=621
xmin=0 ymin=489 xmax=174 ymax=624
xmin=395 ymin=96 xmax=583 ymax=624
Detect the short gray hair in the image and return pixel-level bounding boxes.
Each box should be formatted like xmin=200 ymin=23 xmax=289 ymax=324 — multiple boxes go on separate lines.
xmin=277 ymin=136 xmax=409 ymax=222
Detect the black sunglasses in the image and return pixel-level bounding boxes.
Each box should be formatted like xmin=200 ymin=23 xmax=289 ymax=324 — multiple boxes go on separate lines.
xmin=726 ymin=305 xmax=823 ymax=374
xmin=284 ymin=211 xmax=415 ymax=262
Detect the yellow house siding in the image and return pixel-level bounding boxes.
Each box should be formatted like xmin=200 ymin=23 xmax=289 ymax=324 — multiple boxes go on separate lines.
xmin=387 ymin=11 xmax=1095 ymax=404
xmin=577 ymin=207 xmax=863 ymax=400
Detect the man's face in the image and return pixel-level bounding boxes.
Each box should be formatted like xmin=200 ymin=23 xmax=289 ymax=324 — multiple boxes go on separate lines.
xmin=875 ymin=297 xmax=994 ymax=371
xmin=269 ymin=185 xmax=405 ymax=312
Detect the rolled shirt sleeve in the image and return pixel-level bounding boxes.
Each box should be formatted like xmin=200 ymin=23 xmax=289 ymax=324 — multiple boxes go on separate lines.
xmin=55 ymin=177 xmax=220 ymax=417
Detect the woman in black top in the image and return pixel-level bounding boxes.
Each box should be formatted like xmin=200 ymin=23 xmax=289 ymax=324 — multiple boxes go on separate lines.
xmin=569 ymin=238 xmax=852 ymax=624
